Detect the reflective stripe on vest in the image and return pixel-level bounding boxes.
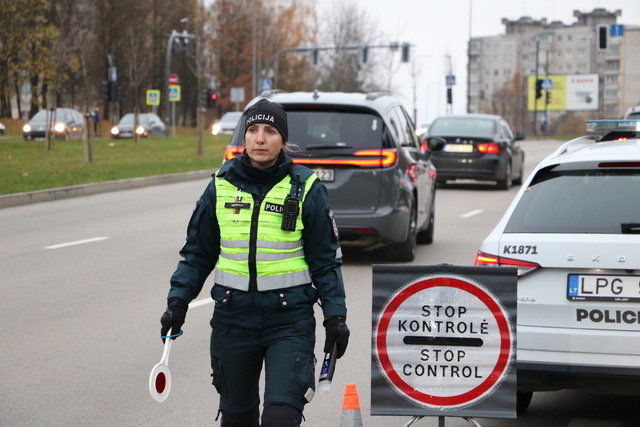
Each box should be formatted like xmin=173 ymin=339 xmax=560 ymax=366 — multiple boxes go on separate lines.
xmin=214 ymin=172 xmax=317 ymax=291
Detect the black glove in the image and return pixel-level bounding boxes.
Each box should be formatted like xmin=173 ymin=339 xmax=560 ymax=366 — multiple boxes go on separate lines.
xmin=160 ymin=298 xmax=188 ymax=342
xmin=323 ymin=316 xmax=350 ymax=359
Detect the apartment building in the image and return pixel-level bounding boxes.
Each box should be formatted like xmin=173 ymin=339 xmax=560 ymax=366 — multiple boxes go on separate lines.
xmin=467 ymin=8 xmax=640 ymax=130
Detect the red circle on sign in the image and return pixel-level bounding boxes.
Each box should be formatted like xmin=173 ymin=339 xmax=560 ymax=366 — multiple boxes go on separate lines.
xmin=168 ymin=74 xmax=179 ymax=85
xmin=375 ymin=276 xmax=512 ymax=407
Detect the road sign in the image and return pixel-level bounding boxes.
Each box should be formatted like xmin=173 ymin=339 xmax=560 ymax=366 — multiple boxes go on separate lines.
xmin=610 ymin=24 xmax=624 ymax=37
xmin=168 ymin=85 xmax=181 ymax=102
xmin=146 ymin=89 xmax=160 ymax=106
xmin=541 ymin=78 xmax=553 ymax=91
xmin=372 ymin=265 xmax=516 ymax=418
xmin=446 ymin=74 xmax=456 ymax=87
xmin=259 ymin=79 xmax=272 ymax=92
xmin=230 ymin=87 xmax=245 ymax=103
xmin=168 ymin=74 xmax=179 ymax=85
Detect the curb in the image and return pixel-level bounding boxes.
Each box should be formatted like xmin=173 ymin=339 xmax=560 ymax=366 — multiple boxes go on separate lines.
xmin=0 ymin=169 xmax=214 ymax=210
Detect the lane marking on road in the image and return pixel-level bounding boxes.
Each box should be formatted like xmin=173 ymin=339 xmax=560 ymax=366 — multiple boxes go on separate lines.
xmin=44 ymin=236 xmax=110 ymax=250
xmin=190 ymin=297 xmax=213 ymax=309
xmin=459 ymin=209 xmax=484 ymax=219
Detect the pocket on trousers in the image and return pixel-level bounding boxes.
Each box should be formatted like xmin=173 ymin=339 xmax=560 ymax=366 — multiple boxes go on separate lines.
xmin=290 ymin=352 xmax=316 ymax=403
xmin=211 ymin=356 xmax=228 ymax=398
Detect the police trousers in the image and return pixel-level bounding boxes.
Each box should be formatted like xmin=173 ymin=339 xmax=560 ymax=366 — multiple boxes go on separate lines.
xmin=210 ymin=316 xmax=316 ymax=423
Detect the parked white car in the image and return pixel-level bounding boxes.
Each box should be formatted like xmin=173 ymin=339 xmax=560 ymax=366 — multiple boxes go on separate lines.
xmin=475 ymin=119 xmax=640 ymax=413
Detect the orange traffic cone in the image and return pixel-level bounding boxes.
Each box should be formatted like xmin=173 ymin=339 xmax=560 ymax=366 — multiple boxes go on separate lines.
xmin=339 ymin=383 xmax=363 ymax=427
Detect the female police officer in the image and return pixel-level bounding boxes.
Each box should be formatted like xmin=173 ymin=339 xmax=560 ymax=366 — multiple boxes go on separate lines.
xmin=160 ymin=99 xmax=349 ymax=426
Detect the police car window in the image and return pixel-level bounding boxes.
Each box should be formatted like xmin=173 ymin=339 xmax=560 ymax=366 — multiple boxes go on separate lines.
xmin=504 ymin=169 xmax=640 ymax=234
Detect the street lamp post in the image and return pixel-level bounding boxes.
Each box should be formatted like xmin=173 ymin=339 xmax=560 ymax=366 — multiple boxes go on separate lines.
xmin=164 ymin=28 xmax=195 ymax=135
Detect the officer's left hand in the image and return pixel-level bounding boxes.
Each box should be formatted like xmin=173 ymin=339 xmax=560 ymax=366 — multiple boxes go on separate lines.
xmin=323 ymin=317 xmax=350 ymax=359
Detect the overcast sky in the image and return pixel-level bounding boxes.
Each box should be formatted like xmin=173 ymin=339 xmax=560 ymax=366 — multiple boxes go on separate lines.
xmin=344 ymin=0 xmax=640 ymax=124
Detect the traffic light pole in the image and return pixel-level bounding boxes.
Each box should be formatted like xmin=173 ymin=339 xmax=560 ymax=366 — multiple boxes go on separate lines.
xmin=261 ymin=42 xmax=412 ymax=91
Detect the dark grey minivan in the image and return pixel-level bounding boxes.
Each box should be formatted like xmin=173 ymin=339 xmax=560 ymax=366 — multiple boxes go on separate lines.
xmin=224 ymin=91 xmax=441 ymax=261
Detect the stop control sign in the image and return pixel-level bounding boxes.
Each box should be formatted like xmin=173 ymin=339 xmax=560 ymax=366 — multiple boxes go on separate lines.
xmin=372 ymin=265 xmax=516 ymax=418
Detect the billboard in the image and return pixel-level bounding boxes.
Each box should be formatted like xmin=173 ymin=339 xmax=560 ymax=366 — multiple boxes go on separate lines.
xmin=528 ymin=74 xmax=598 ymax=111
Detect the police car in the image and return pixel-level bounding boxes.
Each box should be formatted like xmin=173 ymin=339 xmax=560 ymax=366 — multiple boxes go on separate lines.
xmin=475 ymin=120 xmax=640 ymax=413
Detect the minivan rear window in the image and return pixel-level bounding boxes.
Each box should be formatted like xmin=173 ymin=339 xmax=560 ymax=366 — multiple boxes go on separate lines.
xmin=230 ymin=109 xmax=383 ymax=150
xmin=505 ymin=168 xmax=640 ymax=234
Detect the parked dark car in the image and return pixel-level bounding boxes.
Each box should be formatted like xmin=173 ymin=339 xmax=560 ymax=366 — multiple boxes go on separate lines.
xmin=224 ymin=91 xmax=443 ymax=261
xmin=22 ymin=108 xmax=86 ymax=140
xmin=427 ymin=114 xmax=525 ymax=189
xmin=110 ymin=113 xmax=166 ymax=138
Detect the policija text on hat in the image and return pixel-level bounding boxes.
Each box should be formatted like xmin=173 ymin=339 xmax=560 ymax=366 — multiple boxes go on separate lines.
xmin=160 ymin=99 xmax=350 ymax=426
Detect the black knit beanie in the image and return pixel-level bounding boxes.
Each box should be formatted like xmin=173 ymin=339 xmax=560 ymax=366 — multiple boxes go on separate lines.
xmin=244 ymin=99 xmax=288 ymax=141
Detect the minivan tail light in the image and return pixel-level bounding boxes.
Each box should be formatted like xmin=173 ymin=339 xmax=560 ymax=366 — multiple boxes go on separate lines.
xmin=294 ymin=149 xmax=397 ymax=168
xmin=474 ymin=250 xmax=540 ymax=277
xmin=477 ymin=142 xmax=500 ymax=154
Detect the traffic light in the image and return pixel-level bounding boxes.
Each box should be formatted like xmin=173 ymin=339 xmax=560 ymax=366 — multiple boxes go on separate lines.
xmin=401 ymin=43 xmax=410 ymax=63
xmin=446 ymin=87 xmax=452 ymax=105
xmin=535 ymin=79 xmax=543 ymax=99
xmin=598 ymin=25 xmax=608 ymax=50
xmin=109 ymin=82 xmax=119 ymax=102
xmin=360 ymin=46 xmax=369 ymax=65
xmin=311 ymin=48 xmax=319 ymax=66
xmin=207 ymin=89 xmax=218 ymax=108
xmin=199 ymin=89 xmax=208 ymax=108
xmin=101 ymin=81 xmax=110 ymax=101
xmin=545 ymin=91 xmax=551 ymax=105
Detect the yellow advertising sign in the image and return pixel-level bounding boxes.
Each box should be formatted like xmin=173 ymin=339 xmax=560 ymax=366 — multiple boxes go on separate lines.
xmin=527 ymin=75 xmax=566 ymax=111
xmin=527 ymin=74 xmax=598 ymax=111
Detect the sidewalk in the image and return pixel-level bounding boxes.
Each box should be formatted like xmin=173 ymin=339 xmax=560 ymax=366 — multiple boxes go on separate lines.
xmin=0 ymin=169 xmax=213 ymax=210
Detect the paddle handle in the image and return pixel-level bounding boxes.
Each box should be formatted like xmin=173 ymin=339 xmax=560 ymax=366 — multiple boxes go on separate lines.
xmin=160 ymin=338 xmax=172 ymax=365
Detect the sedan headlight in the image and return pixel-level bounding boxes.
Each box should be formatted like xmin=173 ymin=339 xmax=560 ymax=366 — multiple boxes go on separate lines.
xmin=23 ymin=124 xmax=31 ymax=133
xmin=135 ymin=125 xmax=146 ymax=135
xmin=211 ymin=122 xmax=221 ymax=135
xmin=111 ymin=126 xmax=120 ymax=135
xmin=53 ymin=122 xmax=66 ymax=133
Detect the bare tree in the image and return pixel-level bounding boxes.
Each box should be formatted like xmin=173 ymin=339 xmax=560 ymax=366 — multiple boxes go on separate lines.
xmin=315 ymin=0 xmax=382 ymax=92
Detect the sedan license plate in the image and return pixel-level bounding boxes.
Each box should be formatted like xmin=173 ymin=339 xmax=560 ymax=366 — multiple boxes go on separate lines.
xmin=313 ymin=168 xmax=334 ymax=182
xmin=444 ymin=144 xmax=473 ymax=153
xmin=567 ymin=274 xmax=640 ymax=302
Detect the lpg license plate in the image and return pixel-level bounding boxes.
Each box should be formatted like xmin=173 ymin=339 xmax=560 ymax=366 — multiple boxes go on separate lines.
xmin=313 ymin=168 xmax=334 ymax=182
xmin=567 ymin=274 xmax=640 ymax=302
xmin=444 ymin=144 xmax=473 ymax=153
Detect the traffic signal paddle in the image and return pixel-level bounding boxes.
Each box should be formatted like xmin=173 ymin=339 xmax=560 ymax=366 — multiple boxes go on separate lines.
xmin=149 ymin=338 xmax=173 ymax=402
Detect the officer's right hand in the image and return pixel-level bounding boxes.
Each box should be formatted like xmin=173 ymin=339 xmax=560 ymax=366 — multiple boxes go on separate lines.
xmin=160 ymin=298 xmax=188 ymax=342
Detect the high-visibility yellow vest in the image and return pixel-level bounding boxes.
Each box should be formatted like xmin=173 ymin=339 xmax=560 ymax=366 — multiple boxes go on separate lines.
xmin=213 ymin=172 xmax=317 ymax=291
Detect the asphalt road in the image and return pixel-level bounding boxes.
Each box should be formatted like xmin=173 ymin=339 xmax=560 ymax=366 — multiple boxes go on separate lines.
xmin=2 ymin=139 xmax=639 ymax=426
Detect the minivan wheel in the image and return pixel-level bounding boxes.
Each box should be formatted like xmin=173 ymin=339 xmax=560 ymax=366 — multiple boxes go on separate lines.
xmin=417 ymin=193 xmax=435 ymax=245
xmin=516 ymin=391 xmax=533 ymax=415
xmin=390 ymin=204 xmax=417 ymax=262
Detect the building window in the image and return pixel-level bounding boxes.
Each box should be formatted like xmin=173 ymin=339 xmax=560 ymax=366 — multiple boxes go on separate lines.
xmin=607 ymin=60 xmax=620 ymax=71
xmin=557 ymin=50 xmax=562 ymax=57
xmin=566 ymin=49 xmax=572 ymax=57
xmin=605 ymin=89 xmax=618 ymax=99
xmin=577 ymin=63 xmax=587 ymax=71
xmin=567 ymin=34 xmax=572 ymax=41
xmin=503 ymin=68 xmax=511 ymax=76
xmin=577 ymin=48 xmax=586 ymax=56
xmin=494 ymin=69 xmax=499 ymax=76
xmin=605 ymin=74 xmax=619 ymax=84
xmin=557 ymin=35 xmax=563 ymax=42
xmin=566 ymin=63 xmax=573 ymax=71
xmin=557 ymin=64 xmax=563 ymax=72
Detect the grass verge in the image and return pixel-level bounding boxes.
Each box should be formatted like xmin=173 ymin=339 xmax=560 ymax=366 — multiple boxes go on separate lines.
xmin=0 ymin=130 xmax=230 ymax=195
